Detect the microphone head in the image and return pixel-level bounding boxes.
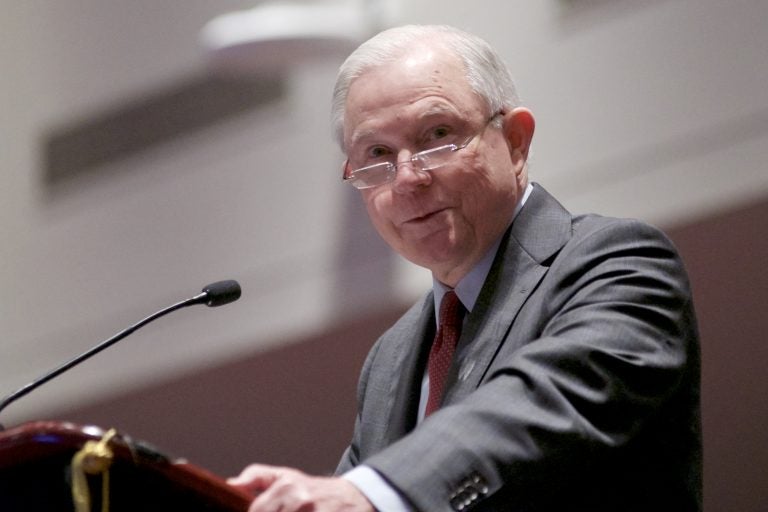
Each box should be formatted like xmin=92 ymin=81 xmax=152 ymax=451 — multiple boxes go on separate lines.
xmin=202 ymin=280 xmax=241 ymax=307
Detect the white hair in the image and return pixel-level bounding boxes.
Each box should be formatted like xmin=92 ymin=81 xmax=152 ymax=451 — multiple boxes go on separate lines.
xmin=331 ymin=24 xmax=521 ymax=149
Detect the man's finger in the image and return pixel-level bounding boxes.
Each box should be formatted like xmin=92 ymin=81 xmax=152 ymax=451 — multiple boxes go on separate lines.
xmin=227 ymin=463 xmax=285 ymax=493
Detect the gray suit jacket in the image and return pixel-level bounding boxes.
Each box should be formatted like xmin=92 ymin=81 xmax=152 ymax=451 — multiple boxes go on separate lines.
xmin=337 ymin=184 xmax=702 ymax=511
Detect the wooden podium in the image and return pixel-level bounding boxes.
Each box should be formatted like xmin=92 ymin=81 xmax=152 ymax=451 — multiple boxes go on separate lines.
xmin=0 ymin=421 xmax=252 ymax=511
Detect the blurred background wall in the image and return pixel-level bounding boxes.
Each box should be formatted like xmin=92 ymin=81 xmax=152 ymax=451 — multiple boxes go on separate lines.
xmin=1 ymin=1 xmax=766 ymax=510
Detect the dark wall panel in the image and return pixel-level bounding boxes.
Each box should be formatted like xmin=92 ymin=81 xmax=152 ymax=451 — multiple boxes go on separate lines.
xmin=667 ymin=198 xmax=768 ymax=512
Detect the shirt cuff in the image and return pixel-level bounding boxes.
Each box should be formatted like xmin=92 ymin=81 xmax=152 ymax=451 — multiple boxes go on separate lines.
xmin=343 ymin=465 xmax=413 ymax=512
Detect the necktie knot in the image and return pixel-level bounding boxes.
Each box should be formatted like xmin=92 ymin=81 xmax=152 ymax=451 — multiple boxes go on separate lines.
xmin=439 ymin=291 xmax=463 ymax=330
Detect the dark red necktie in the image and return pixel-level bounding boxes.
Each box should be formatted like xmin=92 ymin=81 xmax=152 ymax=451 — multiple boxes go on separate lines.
xmin=425 ymin=291 xmax=464 ymax=416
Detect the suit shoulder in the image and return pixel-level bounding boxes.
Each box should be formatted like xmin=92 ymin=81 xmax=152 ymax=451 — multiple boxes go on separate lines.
xmin=570 ymin=214 xmax=679 ymax=253
xmin=560 ymin=213 xmax=692 ymax=295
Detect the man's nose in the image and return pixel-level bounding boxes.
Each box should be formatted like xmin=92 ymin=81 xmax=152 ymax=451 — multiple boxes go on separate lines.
xmin=392 ymin=152 xmax=431 ymax=194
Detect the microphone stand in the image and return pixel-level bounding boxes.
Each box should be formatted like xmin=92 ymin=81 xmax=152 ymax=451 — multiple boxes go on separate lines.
xmin=0 ymin=280 xmax=240 ymax=429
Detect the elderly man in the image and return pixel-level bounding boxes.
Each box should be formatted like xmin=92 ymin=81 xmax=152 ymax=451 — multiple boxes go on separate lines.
xmin=230 ymin=25 xmax=702 ymax=512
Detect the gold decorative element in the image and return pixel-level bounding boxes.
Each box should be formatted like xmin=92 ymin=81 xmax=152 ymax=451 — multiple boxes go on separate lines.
xmin=71 ymin=428 xmax=118 ymax=512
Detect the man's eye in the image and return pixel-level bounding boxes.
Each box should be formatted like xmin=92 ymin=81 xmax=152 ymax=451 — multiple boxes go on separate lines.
xmin=431 ymin=126 xmax=451 ymax=139
xmin=368 ymin=146 xmax=391 ymax=159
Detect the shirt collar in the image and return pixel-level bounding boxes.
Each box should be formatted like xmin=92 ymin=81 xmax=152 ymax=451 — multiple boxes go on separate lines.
xmin=432 ymin=182 xmax=533 ymax=323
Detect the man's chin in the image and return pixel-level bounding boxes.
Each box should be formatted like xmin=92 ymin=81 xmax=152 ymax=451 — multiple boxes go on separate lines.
xmin=402 ymin=238 xmax=463 ymax=271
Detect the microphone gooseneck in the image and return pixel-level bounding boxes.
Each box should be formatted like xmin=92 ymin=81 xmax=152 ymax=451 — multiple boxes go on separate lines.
xmin=0 ymin=280 xmax=241 ymax=420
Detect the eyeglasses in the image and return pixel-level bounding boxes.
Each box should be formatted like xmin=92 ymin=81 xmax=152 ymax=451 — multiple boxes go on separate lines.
xmin=342 ymin=113 xmax=501 ymax=190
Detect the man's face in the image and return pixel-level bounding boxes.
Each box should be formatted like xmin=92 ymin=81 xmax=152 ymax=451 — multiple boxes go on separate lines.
xmin=343 ymin=46 xmax=532 ymax=286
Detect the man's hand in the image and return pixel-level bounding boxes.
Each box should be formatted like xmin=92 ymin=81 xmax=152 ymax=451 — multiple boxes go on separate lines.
xmin=228 ymin=464 xmax=375 ymax=512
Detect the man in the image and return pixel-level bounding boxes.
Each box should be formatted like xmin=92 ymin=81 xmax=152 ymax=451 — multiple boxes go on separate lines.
xmin=230 ymin=25 xmax=702 ymax=511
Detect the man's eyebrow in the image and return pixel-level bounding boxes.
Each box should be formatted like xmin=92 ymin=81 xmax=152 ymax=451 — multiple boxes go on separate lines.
xmin=349 ymin=128 xmax=378 ymax=147
xmin=417 ymin=105 xmax=459 ymax=120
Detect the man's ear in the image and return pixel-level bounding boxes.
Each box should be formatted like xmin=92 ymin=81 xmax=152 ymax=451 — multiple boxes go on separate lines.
xmin=502 ymin=107 xmax=535 ymax=161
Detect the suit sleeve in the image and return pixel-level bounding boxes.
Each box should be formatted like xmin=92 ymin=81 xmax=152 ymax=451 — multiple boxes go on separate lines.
xmin=362 ymin=219 xmax=700 ymax=511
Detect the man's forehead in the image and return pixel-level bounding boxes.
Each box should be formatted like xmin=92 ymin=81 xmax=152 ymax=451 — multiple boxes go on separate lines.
xmin=348 ymin=103 xmax=464 ymax=145
xmin=341 ymin=44 xmax=482 ymax=145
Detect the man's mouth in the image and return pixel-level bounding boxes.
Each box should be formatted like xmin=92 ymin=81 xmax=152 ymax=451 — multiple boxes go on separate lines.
xmin=403 ymin=207 xmax=449 ymax=225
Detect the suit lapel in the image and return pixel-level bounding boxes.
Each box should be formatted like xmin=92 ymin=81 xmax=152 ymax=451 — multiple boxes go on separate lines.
xmin=443 ymin=184 xmax=573 ymax=404
xmin=380 ymin=294 xmax=435 ymax=445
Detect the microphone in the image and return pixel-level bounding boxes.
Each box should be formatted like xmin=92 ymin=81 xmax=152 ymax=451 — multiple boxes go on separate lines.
xmin=0 ymin=280 xmax=241 ymax=422
xmin=196 ymin=279 xmax=242 ymax=307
